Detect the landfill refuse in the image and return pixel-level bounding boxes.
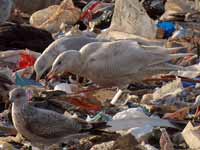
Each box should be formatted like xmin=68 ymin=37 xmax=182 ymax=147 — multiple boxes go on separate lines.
xmin=14 ymin=0 xmax=62 ymax=14
xmin=0 ymin=0 xmax=200 ymax=149
xmin=98 ymin=0 xmax=156 ymax=39
xmin=156 ymin=21 xmax=176 ymax=38
xmin=0 ymin=0 xmax=13 ymax=23
xmin=30 ymin=0 xmax=81 ymax=33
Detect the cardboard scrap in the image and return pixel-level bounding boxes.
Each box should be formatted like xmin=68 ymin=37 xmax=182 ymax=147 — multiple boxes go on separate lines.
xmin=182 ymin=121 xmax=200 ymax=149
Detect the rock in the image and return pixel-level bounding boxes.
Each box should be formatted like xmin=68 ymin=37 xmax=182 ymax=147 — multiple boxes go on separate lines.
xmin=112 ymin=133 xmax=141 ymax=150
xmin=98 ymin=0 xmax=156 ymax=39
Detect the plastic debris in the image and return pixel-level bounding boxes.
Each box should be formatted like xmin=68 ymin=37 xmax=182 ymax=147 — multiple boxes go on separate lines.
xmin=90 ymin=141 xmax=114 ymax=150
xmin=86 ymin=111 xmax=112 ymax=122
xmin=130 ymin=124 xmax=154 ymax=142
xmin=112 ymin=107 xmax=149 ymax=120
xmin=160 ymin=128 xmax=174 ymax=150
xmin=80 ymin=0 xmax=114 ymax=29
xmin=66 ymin=97 xmax=102 ymax=112
xmin=1 ymin=0 xmax=200 ymax=149
xmin=108 ymin=108 xmax=176 ymax=131
xmin=0 ymin=50 xmax=40 ymax=71
xmin=156 ymin=21 xmax=176 ymax=38
xmin=98 ymin=0 xmax=156 ymax=39
xmin=54 ymin=83 xmax=75 ymax=94
xmin=15 ymin=73 xmax=43 ymax=87
xmin=163 ymin=107 xmax=189 ymax=120
xmin=153 ymin=78 xmax=183 ymax=101
xmin=182 ymin=121 xmax=200 ymax=149
xmin=30 ymin=0 xmax=81 ymax=33
xmin=193 ymin=95 xmax=200 ymax=108
xmin=110 ymin=89 xmax=123 ymax=105
xmin=17 ymin=52 xmax=36 ymax=70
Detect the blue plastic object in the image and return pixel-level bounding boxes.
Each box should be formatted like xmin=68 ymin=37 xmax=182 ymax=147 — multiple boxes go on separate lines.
xmin=182 ymin=81 xmax=196 ymax=88
xmin=86 ymin=111 xmax=112 ymax=122
xmin=157 ymin=21 xmax=176 ymax=38
xmin=182 ymin=77 xmax=200 ymax=88
xmin=15 ymin=73 xmax=43 ymax=87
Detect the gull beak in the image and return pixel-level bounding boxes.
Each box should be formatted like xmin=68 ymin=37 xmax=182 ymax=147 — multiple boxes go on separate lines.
xmin=47 ymin=68 xmax=71 ymax=80
xmin=47 ymin=70 xmax=56 ymax=80
xmin=35 ymin=71 xmax=42 ymax=82
xmin=36 ymin=75 xmax=40 ymax=82
xmin=9 ymin=95 xmax=14 ymax=103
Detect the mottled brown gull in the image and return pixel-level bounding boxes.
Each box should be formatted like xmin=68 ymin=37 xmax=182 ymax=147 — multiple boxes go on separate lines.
xmin=10 ymin=88 xmax=105 ymax=148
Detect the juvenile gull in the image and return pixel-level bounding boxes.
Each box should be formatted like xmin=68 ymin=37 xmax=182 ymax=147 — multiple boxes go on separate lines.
xmin=10 ymin=88 xmax=105 ymax=148
xmin=34 ymin=36 xmax=104 ymax=80
xmin=48 ymin=40 xmax=190 ymax=87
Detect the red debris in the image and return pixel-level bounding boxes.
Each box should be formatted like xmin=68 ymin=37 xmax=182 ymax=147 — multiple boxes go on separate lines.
xmin=17 ymin=51 xmax=36 ymax=70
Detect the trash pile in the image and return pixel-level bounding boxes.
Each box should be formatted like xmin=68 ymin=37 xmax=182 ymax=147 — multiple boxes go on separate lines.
xmin=0 ymin=0 xmax=200 ymax=149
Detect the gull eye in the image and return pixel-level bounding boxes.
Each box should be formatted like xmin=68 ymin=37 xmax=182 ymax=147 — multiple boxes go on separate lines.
xmin=57 ymin=61 xmax=61 ymax=65
xmin=15 ymin=93 xmax=21 ymax=98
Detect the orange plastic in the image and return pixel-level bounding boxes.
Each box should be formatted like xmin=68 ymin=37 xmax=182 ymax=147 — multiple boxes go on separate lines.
xmin=68 ymin=97 xmax=101 ymax=112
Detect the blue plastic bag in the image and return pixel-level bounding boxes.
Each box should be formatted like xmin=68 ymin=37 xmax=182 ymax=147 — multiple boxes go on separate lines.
xmin=15 ymin=73 xmax=43 ymax=87
xmin=182 ymin=77 xmax=200 ymax=88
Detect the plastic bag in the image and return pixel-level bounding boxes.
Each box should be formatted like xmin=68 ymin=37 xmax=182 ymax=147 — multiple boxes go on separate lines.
xmin=17 ymin=52 xmax=36 ymax=70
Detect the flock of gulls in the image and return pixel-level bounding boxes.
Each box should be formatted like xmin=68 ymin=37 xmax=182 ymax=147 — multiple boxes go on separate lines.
xmin=0 ymin=0 xmax=196 ymax=149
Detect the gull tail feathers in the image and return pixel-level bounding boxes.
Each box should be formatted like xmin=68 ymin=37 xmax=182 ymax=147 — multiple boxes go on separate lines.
xmin=148 ymin=53 xmax=194 ymax=67
xmin=142 ymin=46 xmax=184 ymax=54
xmin=169 ymin=53 xmax=194 ymax=59
xmin=147 ymin=63 xmax=186 ymax=72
